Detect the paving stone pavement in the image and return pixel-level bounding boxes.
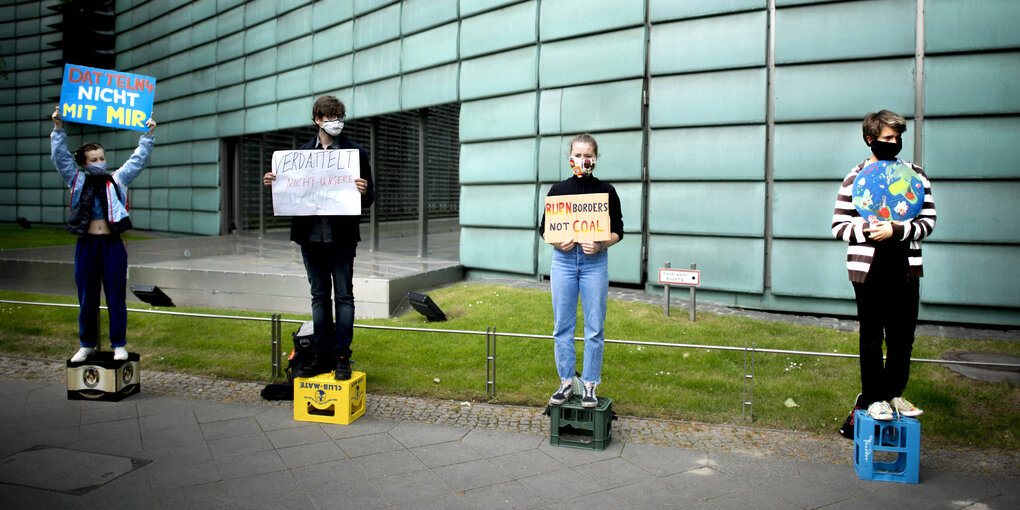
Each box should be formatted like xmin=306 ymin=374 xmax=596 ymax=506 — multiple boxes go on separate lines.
xmin=0 ymin=355 xmax=1016 ymax=509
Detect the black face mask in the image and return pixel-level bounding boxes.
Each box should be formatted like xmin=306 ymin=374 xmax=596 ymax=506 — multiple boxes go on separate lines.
xmin=869 ymin=139 xmax=902 ymax=161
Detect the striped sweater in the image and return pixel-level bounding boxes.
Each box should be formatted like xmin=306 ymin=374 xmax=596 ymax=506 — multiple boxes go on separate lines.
xmin=831 ymin=159 xmax=936 ymax=283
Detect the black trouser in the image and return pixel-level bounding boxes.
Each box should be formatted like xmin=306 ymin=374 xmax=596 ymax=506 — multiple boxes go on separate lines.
xmin=853 ymin=268 xmax=919 ymax=406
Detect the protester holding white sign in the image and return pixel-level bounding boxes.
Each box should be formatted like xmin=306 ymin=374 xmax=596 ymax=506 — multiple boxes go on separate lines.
xmin=538 ymin=133 xmax=623 ymax=409
xmin=263 ymin=96 xmax=374 ymax=382
xmin=270 ymin=149 xmax=361 ymax=216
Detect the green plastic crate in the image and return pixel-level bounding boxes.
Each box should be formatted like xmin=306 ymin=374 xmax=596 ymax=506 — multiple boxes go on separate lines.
xmin=549 ymin=395 xmax=613 ymax=450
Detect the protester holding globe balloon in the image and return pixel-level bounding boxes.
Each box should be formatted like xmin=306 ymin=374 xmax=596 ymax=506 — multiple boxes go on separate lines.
xmin=831 ymin=110 xmax=936 ymax=438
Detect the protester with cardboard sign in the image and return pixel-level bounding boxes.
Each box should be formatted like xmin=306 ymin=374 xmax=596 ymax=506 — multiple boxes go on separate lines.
xmin=539 ymin=134 xmax=623 ymax=408
xmin=49 ymin=105 xmax=156 ymax=363
xmin=263 ymin=96 xmax=374 ymax=381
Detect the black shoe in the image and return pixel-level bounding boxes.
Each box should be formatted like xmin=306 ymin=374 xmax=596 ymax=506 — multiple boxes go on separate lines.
xmin=549 ymin=381 xmax=573 ymax=405
xmin=334 ymin=356 xmax=352 ymax=381
xmin=839 ymin=393 xmax=865 ymax=439
xmin=581 ymin=385 xmax=597 ymax=408
xmin=293 ymin=354 xmax=333 ymax=378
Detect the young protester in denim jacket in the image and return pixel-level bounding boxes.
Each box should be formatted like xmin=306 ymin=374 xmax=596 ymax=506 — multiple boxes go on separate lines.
xmin=50 ymin=106 xmax=156 ymax=362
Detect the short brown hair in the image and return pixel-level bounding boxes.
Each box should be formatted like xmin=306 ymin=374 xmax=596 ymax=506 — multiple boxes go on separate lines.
xmin=568 ymin=133 xmax=599 ymax=157
xmin=74 ymin=142 xmax=105 ymax=167
xmin=862 ymin=110 xmax=907 ymax=143
xmin=312 ymin=95 xmax=346 ymax=121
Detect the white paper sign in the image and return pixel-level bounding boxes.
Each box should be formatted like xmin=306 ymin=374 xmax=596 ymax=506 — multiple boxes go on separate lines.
xmin=658 ymin=269 xmax=700 ymax=286
xmin=271 ymin=149 xmax=361 ymax=216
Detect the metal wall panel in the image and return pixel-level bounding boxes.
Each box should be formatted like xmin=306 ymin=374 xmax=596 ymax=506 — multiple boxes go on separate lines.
xmin=649 ymin=125 xmax=766 ymax=180
xmin=924 ymin=117 xmax=1020 ymax=179
xmin=401 ymin=22 xmax=459 ymax=73
xmin=774 ymin=59 xmax=915 ymax=121
xmin=649 ymin=0 xmax=764 ymax=22
xmin=651 ymin=11 xmax=766 ymax=74
xmin=925 ymin=0 xmax=1020 ymax=54
xmin=460 ymin=137 xmax=537 ymax=184
xmin=648 ymin=182 xmax=766 ymax=237
xmin=459 ymin=92 xmax=537 ymax=142
xmin=647 ymin=234 xmax=765 ymax=293
xmin=539 ymin=0 xmax=644 ymax=41
xmin=775 ymin=0 xmax=914 ymax=64
xmin=402 ymin=0 xmax=459 ymax=34
xmin=401 ymin=63 xmax=460 ymax=110
xmin=460 ymin=47 xmax=537 ymax=100
xmin=539 ymin=27 xmax=645 ymax=88
xmin=459 ymin=183 xmax=537 ymax=227
xmin=650 ymin=68 xmax=767 ymax=127
xmin=459 ymin=1 xmax=536 ymax=59
xmin=460 ymin=226 xmax=537 ymax=274
xmin=924 ymin=53 xmax=1020 ymax=116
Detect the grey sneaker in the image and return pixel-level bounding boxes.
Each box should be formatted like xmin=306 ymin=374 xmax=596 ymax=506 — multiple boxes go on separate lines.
xmin=581 ymin=385 xmax=597 ymax=408
xmin=549 ymin=381 xmax=573 ymax=405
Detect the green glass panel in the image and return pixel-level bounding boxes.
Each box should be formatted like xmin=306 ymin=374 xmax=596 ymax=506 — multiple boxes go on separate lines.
xmin=774 ymin=59 xmax=913 ymax=121
xmin=647 ymin=234 xmax=764 ymax=293
xmin=649 ymin=125 xmax=765 ymax=180
xmin=460 ymin=1 xmax=537 ymax=59
xmin=460 ymin=47 xmax=537 ymax=100
xmin=540 ymin=0 xmax=644 ymax=41
xmin=650 ymin=68 xmax=766 ymax=127
xmin=651 ymin=11 xmax=765 ymax=74
xmin=540 ymin=27 xmax=645 ymax=88
xmin=459 ymin=183 xmax=537 ymax=227
xmin=460 ymin=138 xmax=537 ymax=184
xmin=648 ymin=182 xmax=765 ymax=236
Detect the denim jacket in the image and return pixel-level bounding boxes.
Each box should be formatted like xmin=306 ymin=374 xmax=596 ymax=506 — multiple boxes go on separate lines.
xmin=51 ymin=129 xmax=154 ymax=234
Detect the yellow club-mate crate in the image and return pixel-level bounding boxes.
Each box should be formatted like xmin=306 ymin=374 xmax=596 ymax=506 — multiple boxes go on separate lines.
xmin=293 ymin=371 xmax=366 ymax=425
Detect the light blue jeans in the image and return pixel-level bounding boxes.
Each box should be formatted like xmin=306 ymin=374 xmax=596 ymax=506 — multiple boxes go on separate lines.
xmin=550 ymin=245 xmax=608 ymax=386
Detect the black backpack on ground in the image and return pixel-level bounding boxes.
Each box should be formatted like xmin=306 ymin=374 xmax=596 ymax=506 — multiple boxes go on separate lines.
xmin=260 ymin=321 xmax=316 ymax=401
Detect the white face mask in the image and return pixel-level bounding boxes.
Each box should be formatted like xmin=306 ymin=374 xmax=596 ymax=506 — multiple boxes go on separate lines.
xmin=569 ymin=156 xmax=596 ymax=177
xmin=321 ymin=119 xmax=344 ymax=136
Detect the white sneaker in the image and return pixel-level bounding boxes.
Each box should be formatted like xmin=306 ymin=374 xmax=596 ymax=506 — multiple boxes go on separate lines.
xmin=867 ymin=401 xmax=894 ymax=421
xmin=113 ymin=347 xmax=129 ymax=361
xmin=71 ymin=347 xmax=95 ymax=362
xmin=891 ymin=397 xmax=923 ymax=417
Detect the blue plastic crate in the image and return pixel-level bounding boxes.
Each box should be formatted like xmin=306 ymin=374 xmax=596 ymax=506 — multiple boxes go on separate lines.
xmin=853 ymin=410 xmax=920 ymax=484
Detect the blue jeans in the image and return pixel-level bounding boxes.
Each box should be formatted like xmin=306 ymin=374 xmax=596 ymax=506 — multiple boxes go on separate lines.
xmin=74 ymin=236 xmax=128 ymax=348
xmin=301 ymin=242 xmax=356 ymax=359
xmin=550 ymin=245 xmax=608 ymax=385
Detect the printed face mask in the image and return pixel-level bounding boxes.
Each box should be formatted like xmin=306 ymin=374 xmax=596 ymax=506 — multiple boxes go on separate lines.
xmin=569 ymin=156 xmax=596 ymax=177
xmin=869 ymin=139 xmax=902 ymax=161
xmin=85 ymin=162 xmax=108 ymax=176
xmin=321 ymin=119 xmax=344 ymax=136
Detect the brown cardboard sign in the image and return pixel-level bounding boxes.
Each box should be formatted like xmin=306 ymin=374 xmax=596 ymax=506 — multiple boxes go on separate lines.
xmin=543 ymin=193 xmax=611 ymax=243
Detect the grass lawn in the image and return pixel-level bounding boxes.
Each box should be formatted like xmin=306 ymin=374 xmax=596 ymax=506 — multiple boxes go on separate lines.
xmin=0 ymin=224 xmax=152 ymax=249
xmin=0 ymin=284 xmax=1017 ymax=449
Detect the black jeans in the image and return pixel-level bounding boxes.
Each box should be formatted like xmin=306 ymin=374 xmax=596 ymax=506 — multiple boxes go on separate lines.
xmin=300 ymin=242 xmax=356 ymax=359
xmin=853 ymin=272 xmax=919 ymax=406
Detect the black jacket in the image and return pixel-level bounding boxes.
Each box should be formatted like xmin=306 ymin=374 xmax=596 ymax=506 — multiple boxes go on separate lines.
xmin=289 ymin=134 xmax=375 ymax=245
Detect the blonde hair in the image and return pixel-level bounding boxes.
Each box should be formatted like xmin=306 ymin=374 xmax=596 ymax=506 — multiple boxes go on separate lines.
xmin=568 ymin=133 xmax=599 ymax=157
xmin=862 ymin=110 xmax=907 ymax=142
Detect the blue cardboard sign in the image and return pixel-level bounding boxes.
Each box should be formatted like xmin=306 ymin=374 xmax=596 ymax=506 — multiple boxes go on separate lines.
xmin=58 ymin=64 xmax=157 ymax=132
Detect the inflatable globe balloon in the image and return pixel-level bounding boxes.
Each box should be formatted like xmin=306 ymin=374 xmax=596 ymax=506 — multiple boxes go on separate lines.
xmin=852 ymin=160 xmax=925 ymax=223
